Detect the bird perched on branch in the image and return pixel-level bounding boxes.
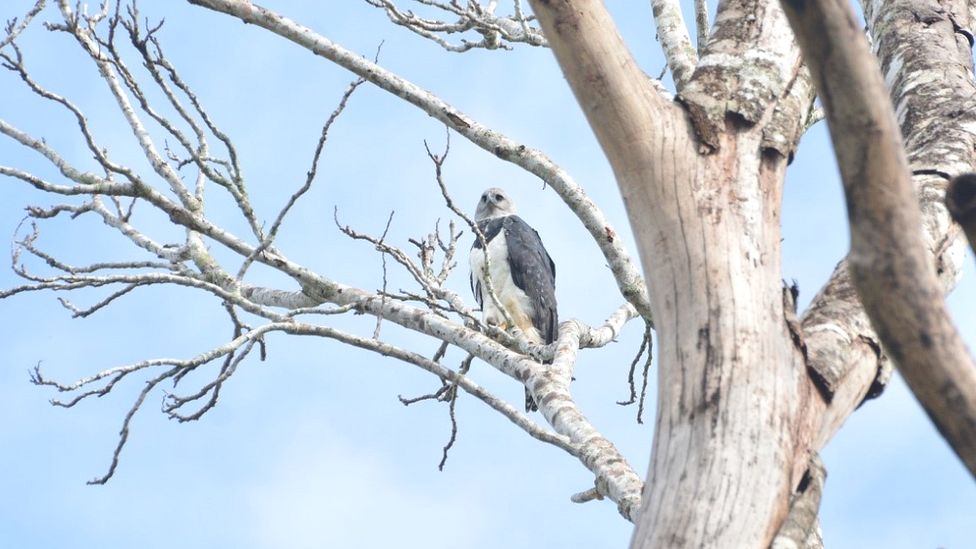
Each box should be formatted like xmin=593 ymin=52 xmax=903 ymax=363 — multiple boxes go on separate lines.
xmin=469 ymin=188 xmax=558 ymax=412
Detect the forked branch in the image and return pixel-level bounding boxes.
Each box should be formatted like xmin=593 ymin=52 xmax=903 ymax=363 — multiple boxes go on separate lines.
xmin=2 ymin=2 xmax=648 ymax=514
xmin=364 ymin=0 xmax=546 ymax=51
xmin=187 ymin=0 xmax=655 ymax=323
xmin=781 ymin=0 xmax=976 ymax=477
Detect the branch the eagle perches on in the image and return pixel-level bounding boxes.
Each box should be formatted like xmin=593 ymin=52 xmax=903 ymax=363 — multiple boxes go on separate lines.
xmin=1 ymin=0 xmax=650 ymax=517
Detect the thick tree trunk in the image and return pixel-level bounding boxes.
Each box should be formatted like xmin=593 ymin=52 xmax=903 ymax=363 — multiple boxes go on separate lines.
xmin=627 ymin=118 xmax=813 ymax=547
xmin=181 ymin=0 xmax=976 ymax=544
xmin=530 ymin=0 xmax=976 ymax=544
xmin=528 ymin=1 xmax=813 ymax=546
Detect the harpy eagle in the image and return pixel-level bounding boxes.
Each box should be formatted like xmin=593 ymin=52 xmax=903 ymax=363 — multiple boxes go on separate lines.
xmin=469 ymin=188 xmax=557 ymax=411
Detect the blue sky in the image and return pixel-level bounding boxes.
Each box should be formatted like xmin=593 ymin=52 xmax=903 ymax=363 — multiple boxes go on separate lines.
xmin=1 ymin=1 xmax=973 ymax=548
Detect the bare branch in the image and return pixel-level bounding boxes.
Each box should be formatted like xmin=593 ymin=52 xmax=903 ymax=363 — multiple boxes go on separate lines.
xmin=117 ymin=11 xmax=258 ymax=234
xmin=287 ymin=311 xmax=643 ymax=516
xmin=437 ymin=353 xmax=472 ymax=470
xmin=335 ymin=209 xmax=435 ymax=301
xmin=426 ymin=133 xmax=514 ymax=330
xmin=770 ymin=454 xmax=826 ymax=549
xmin=163 ymin=334 xmax=265 ymax=422
xmin=782 ymin=0 xmax=976 ymax=477
xmin=87 ymin=366 xmax=178 ymax=485
xmin=55 ymin=0 xmax=198 ymax=209
xmin=0 ymin=119 xmax=136 ymax=193
xmin=616 ymin=322 xmax=653 ymax=423
xmin=0 ymin=42 xmax=142 ymax=181
xmin=649 ymin=0 xmax=697 ymax=89
xmin=30 ymin=363 xmax=126 ymax=408
xmin=186 ymin=0 xmax=655 ymax=323
xmin=57 ymin=285 xmax=138 ymax=318
xmin=438 ymin=387 xmax=460 ymax=469
xmin=237 ymin=74 xmax=366 ymax=280
xmin=373 ymin=210 xmax=395 ymax=339
xmin=570 ymin=486 xmax=603 ymax=503
xmin=147 ymin=40 xmax=248 ymax=205
xmin=530 ymin=318 xmax=644 ymax=519
xmin=281 ymin=321 xmax=577 ymax=456
xmin=364 ymin=0 xmax=546 ymax=52
xmin=30 ymin=318 xmax=297 ymax=483
xmin=5 ymin=268 xmax=287 ymax=322
xmin=0 ymin=0 xmax=46 ymax=50
xmin=694 ymin=0 xmax=709 ymax=53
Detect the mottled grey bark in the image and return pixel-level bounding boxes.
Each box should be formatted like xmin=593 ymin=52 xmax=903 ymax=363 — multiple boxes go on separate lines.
xmin=528 ymin=0 xmax=976 ymax=546
xmin=528 ymin=1 xmax=815 ymax=546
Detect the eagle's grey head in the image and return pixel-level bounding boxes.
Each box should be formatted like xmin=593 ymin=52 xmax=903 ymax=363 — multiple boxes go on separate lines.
xmin=474 ymin=187 xmax=516 ymax=221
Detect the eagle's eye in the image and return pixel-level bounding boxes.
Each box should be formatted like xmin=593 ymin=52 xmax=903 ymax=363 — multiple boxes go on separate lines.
xmin=494 ymin=193 xmax=504 ymax=201
xmin=481 ymin=195 xmax=488 ymax=202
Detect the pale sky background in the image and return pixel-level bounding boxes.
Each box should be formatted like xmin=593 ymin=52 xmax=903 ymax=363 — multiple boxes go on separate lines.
xmin=1 ymin=1 xmax=974 ymax=548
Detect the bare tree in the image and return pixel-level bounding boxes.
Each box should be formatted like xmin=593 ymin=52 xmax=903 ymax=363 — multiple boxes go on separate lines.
xmin=2 ymin=0 xmax=975 ymax=548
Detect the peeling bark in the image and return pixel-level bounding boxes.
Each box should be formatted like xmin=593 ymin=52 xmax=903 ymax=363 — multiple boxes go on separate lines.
xmin=761 ymin=62 xmax=816 ymax=159
xmin=679 ymin=0 xmax=800 ymax=151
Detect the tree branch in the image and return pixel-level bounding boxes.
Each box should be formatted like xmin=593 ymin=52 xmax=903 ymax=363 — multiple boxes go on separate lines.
xmin=679 ymin=0 xmax=801 ymax=152
xmin=55 ymin=0 xmax=199 ymax=211
xmin=185 ymin=0 xmax=655 ymax=323
xmin=0 ymin=0 xmax=46 ymax=49
xmin=694 ymin=0 xmax=709 ymax=53
xmin=782 ymin=0 xmax=976 ymax=477
xmin=2 ymin=0 xmax=649 ymax=519
xmin=799 ymin=0 xmax=976 ymax=451
xmin=238 ymin=74 xmax=366 ymax=280
xmin=649 ymin=0 xmax=697 ymax=89
xmin=947 ymin=173 xmax=976 ymax=253
xmin=770 ymin=454 xmax=826 ymax=549
xmin=364 ymin=0 xmax=547 ymax=51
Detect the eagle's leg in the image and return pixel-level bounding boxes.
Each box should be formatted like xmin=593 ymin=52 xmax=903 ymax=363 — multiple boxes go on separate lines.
xmin=483 ymin=311 xmax=538 ymax=413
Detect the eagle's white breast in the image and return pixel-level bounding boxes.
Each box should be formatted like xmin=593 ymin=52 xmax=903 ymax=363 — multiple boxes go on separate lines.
xmin=469 ymin=231 xmax=542 ymax=343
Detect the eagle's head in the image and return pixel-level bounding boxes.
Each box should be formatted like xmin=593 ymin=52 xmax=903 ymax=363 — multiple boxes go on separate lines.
xmin=475 ymin=187 xmax=516 ymax=221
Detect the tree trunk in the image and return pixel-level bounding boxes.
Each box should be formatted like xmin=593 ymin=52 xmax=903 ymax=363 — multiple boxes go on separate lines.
xmin=530 ymin=0 xmax=976 ymax=545
xmin=528 ymin=1 xmax=814 ymax=545
xmin=627 ymin=117 xmax=813 ymax=546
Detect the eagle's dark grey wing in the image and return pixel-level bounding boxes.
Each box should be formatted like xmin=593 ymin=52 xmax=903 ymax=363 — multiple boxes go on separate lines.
xmin=502 ymin=215 xmax=558 ymax=344
xmin=469 ymin=218 xmax=506 ymax=309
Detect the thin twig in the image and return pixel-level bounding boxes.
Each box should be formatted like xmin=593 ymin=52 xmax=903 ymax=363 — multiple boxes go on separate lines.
xmin=617 ymin=324 xmax=650 ymax=406
xmin=438 ymin=383 xmax=460 ymax=470
xmin=364 ymin=0 xmax=545 ymax=51
xmin=237 ymin=75 xmax=366 ymax=280
xmin=373 ymin=211 xmax=395 ymax=339
xmin=87 ymin=366 xmax=179 ymax=485
xmin=636 ymin=325 xmax=653 ymax=424
xmin=426 ymin=130 xmax=513 ymax=330
xmin=0 ymin=0 xmax=47 ymax=50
